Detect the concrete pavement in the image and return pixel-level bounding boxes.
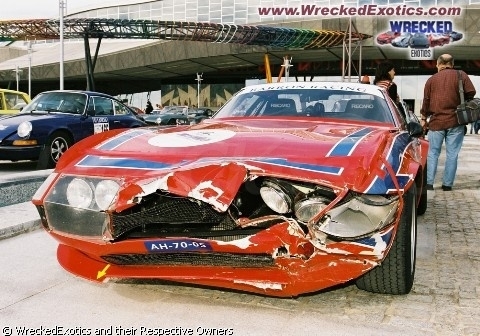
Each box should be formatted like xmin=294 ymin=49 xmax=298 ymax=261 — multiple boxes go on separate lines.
xmin=0 ymin=168 xmax=50 ymax=239
xmin=0 ymin=201 xmax=41 ymax=240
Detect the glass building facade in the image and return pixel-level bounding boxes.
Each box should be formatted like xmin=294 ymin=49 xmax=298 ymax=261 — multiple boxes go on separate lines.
xmin=68 ymin=0 xmax=477 ymax=24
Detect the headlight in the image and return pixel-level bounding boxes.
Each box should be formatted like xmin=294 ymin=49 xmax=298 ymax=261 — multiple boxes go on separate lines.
xmin=63 ymin=177 xmax=121 ymax=210
xmin=156 ymin=117 xmax=163 ymax=124
xmin=295 ymin=196 xmax=329 ymax=222
xmin=17 ymin=121 xmax=32 ymax=137
xmin=94 ymin=180 xmax=120 ymax=210
xmin=66 ymin=178 xmax=93 ymax=209
xmin=260 ymin=180 xmax=293 ymax=214
xmin=314 ymin=195 xmax=399 ymax=239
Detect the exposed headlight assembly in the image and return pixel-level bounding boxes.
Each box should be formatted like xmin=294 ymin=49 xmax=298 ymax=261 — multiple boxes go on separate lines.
xmin=295 ymin=196 xmax=330 ymax=222
xmin=260 ymin=179 xmax=294 ymax=214
xmin=17 ymin=121 xmax=32 ymax=137
xmin=314 ymin=195 xmax=399 ymax=239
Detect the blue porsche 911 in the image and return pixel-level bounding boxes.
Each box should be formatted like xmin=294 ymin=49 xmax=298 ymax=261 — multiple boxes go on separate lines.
xmin=0 ymin=90 xmax=146 ymax=168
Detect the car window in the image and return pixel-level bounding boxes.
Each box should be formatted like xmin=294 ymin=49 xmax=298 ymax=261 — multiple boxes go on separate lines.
xmin=23 ymin=92 xmax=87 ymax=114
xmin=214 ymin=88 xmax=394 ymax=123
xmin=113 ymin=101 xmax=131 ymax=115
xmin=5 ymin=92 xmax=29 ymax=109
xmin=89 ymin=96 xmax=114 ymax=116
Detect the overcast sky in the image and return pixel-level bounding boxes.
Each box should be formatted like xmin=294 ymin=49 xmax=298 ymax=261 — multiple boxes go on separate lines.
xmin=1 ymin=0 xmax=132 ymax=20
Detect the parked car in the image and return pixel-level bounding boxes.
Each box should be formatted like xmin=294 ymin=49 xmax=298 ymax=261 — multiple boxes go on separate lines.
xmin=143 ymin=106 xmax=190 ymax=125
xmin=0 ymin=90 xmax=146 ymax=168
xmin=409 ymin=33 xmax=430 ymax=49
xmin=0 ymin=88 xmax=31 ymax=115
xmin=376 ymin=31 xmax=401 ymax=45
xmin=32 ymin=82 xmax=428 ymax=297
xmin=391 ymin=33 xmax=412 ymax=48
xmin=428 ymin=33 xmax=450 ymax=47
xmin=187 ymin=107 xmax=213 ymax=124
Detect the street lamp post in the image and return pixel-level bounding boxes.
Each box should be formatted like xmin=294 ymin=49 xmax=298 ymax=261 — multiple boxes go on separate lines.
xmin=13 ymin=66 xmax=23 ymax=91
xmin=59 ymin=0 xmax=66 ymax=90
xmin=195 ymin=73 xmax=203 ymax=108
xmin=28 ymin=42 xmax=32 ymax=97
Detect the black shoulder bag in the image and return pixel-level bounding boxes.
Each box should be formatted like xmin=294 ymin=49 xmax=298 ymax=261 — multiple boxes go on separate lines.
xmin=456 ymin=70 xmax=480 ymax=125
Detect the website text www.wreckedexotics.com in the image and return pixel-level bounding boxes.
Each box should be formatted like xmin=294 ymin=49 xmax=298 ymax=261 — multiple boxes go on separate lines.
xmin=257 ymin=4 xmax=462 ymax=17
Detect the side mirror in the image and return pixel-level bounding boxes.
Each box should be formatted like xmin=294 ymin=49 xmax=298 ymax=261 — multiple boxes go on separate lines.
xmin=407 ymin=121 xmax=424 ymax=138
xmin=86 ymin=107 xmax=95 ymax=116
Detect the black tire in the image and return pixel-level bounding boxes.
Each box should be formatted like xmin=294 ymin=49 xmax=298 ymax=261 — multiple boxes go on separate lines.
xmin=355 ymin=184 xmax=417 ymax=294
xmin=417 ymin=167 xmax=428 ymax=216
xmin=46 ymin=131 xmax=72 ymax=168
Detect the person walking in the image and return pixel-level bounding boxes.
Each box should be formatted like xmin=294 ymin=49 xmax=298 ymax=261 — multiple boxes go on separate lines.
xmin=420 ymin=54 xmax=476 ymax=191
xmin=145 ymin=100 xmax=153 ymax=114
xmin=373 ymin=60 xmax=399 ymax=103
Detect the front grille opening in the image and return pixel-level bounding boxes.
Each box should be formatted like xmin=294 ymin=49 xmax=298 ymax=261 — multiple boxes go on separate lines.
xmin=102 ymin=252 xmax=275 ymax=267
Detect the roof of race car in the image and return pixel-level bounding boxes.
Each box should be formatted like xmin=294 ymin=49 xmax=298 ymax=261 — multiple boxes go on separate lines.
xmin=239 ymin=81 xmax=386 ymax=98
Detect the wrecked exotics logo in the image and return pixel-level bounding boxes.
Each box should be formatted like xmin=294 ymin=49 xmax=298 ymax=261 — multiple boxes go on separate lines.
xmin=376 ymin=20 xmax=463 ymax=60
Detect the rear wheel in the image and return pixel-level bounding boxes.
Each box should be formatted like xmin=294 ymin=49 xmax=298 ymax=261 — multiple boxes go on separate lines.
xmin=355 ymin=185 xmax=417 ymax=294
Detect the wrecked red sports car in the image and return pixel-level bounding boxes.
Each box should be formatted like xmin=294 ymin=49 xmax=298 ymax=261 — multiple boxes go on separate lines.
xmin=32 ymin=82 xmax=428 ymax=297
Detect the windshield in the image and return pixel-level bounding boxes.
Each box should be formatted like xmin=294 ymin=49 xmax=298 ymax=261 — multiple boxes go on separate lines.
xmin=214 ymin=87 xmax=394 ymax=123
xmin=22 ymin=92 xmax=87 ymax=114
xmin=152 ymin=106 xmax=187 ymax=115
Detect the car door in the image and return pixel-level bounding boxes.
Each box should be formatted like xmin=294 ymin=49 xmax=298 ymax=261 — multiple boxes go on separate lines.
xmin=86 ymin=96 xmax=115 ymax=135
xmin=88 ymin=96 xmax=137 ymax=133
xmin=111 ymin=100 xmax=141 ymax=128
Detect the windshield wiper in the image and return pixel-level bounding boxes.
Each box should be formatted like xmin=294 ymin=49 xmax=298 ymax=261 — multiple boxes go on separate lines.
xmin=44 ymin=108 xmax=63 ymax=113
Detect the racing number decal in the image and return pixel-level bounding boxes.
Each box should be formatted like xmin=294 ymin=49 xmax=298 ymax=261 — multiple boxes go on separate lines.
xmin=93 ymin=116 xmax=110 ymax=134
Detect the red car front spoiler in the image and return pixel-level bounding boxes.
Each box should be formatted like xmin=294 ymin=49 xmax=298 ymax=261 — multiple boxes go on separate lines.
xmin=53 ymin=221 xmax=393 ymax=297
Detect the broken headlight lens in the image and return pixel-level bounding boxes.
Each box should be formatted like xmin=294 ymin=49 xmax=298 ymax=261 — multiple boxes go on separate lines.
xmin=315 ymin=195 xmax=399 ymax=239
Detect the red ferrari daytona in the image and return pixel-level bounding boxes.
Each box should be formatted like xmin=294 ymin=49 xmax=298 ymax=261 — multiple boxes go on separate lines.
xmin=32 ymin=81 xmax=428 ymax=297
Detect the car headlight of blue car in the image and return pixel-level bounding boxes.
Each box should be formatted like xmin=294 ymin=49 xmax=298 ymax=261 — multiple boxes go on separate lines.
xmin=17 ymin=121 xmax=32 ymax=137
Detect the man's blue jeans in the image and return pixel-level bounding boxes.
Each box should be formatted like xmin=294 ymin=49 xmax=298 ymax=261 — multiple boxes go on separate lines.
xmin=427 ymin=125 xmax=465 ymax=187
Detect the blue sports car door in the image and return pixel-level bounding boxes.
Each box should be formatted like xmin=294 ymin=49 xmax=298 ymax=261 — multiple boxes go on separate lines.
xmin=89 ymin=96 xmax=129 ymax=133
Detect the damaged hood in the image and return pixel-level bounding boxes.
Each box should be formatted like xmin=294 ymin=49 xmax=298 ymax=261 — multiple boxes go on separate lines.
xmin=57 ymin=119 xmax=404 ymax=208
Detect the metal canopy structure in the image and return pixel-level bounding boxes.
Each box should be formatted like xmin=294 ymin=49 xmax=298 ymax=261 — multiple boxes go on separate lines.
xmin=0 ymin=18 xmax=370 ymax=92
xmin=0 ymin=18 xmax=370 ymax=48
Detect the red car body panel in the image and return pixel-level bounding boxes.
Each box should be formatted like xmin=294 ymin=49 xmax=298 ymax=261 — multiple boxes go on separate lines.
xmin=33 ymin=83 xmax=427 ymax=297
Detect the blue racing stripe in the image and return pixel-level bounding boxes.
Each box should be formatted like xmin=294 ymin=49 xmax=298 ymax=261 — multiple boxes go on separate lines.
xmin=96 ymin=129 xmax=152 ymax=151
xmin=255 ymin=158 xmax=342 ymax=175
xmin=76 ymin=155 xmax=175 ymax=170
xmin=327 ymin=128 xmax=373 ymax=157
xmin=354 ymin=228 xmax=393 ymax=247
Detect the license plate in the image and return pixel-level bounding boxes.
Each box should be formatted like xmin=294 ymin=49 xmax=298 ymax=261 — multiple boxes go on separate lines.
xmin=144 ymin=239 xmax=212 ymax=253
